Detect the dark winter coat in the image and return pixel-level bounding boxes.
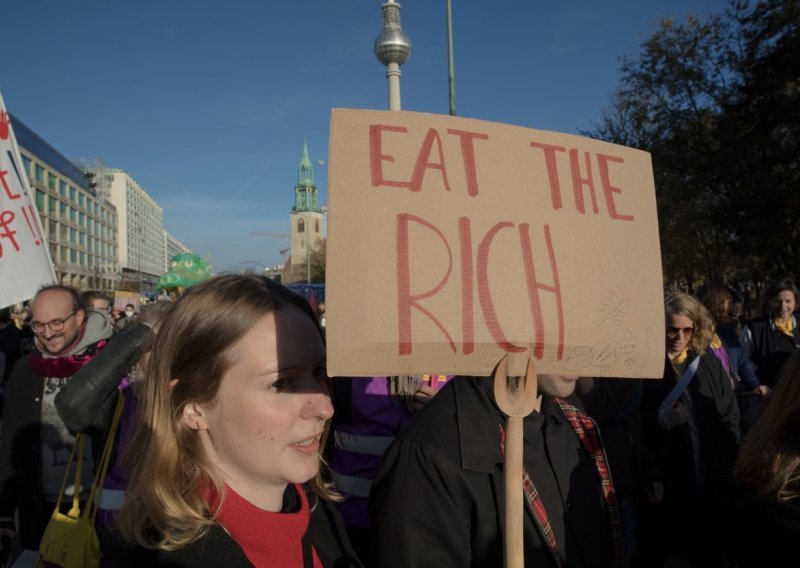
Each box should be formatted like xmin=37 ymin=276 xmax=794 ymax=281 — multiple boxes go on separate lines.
xmin=369 ymin=376 xmax=615 ymax=568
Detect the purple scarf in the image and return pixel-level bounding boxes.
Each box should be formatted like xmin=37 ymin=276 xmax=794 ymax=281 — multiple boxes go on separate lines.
xmin=28 ymin=340 xmax=107 ymax=378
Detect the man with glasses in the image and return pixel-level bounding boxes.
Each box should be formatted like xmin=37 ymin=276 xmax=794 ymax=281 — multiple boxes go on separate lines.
xmin=0 ymin=285 xmax=113 ymax=555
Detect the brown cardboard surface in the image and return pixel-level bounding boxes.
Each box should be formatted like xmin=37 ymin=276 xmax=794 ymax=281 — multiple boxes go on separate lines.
xmin=326 ymin=109 xmax=664 ymax=378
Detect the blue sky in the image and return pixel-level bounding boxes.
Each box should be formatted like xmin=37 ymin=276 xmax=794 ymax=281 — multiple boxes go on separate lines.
xmin=2 ymin=0 xmax=724 ymax=273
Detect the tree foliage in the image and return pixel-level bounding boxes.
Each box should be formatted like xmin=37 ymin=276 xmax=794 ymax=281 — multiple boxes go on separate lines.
xmin=583 ymin=0 xmax=799 ymax=286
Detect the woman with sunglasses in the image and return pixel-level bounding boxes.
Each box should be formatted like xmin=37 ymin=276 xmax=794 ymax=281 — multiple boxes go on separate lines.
xmin=636 ymin=293 xmax=740 ymax=566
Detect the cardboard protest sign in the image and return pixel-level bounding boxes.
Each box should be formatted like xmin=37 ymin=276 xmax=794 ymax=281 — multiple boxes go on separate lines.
xmin=326 ymin=109 xmax=664 ymax=378
xmin=0 ymin=92 xmax=56 ymax=309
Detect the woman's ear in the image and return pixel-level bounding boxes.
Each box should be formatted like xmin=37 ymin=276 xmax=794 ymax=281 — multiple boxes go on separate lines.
xmin=181 ymin=401 xmax=210 ymax=431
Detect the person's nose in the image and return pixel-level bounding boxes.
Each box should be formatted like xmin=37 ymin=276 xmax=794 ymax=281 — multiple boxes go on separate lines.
xmin=302 ymin=383 xmax=334 ymax=422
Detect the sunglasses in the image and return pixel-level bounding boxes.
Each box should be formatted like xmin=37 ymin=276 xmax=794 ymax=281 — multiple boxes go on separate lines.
xmin=666 ymin=326 xmax=694 ymax=339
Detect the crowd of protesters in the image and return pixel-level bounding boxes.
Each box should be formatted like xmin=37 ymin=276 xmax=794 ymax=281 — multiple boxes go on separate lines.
xmin=0 ymin=276 xmax=797 ymax=567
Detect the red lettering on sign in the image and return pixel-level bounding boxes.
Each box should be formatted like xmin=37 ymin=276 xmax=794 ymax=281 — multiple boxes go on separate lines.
xmin=458 ymin=216 xmax=475 ymax=354
xmin=409 ymin=128 xmax=451 ymax=193
xmin=532 ymin=142 xmax=634 ymax=222
xmin=477 ymin=221 xmax=527 ymax=353
xmin=369 ymin=124 xmax=412 ymax=189
xmin=0 ymin=210 xmax=20 ymax=257
xmin=396 ymin=213 xmax=457 ymax=355
xmin=568 ymin=149 xmax=599 ymax=215
xmin=447 ymin=129 xmax=489 ymax=197
xmin=597 ymin=153 xmax=634 ymax=221
xmin=395 ymin=213 xmax=566 ymax=360
xmin=518 ymin=224 xmax=564 ymax=359
xmin=530 ymin=141 xmax=567 ymax=210
xmin=0 ymin=170 xmax=21 ymax=200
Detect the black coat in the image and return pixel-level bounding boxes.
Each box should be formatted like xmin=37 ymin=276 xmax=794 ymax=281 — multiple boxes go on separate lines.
xmin=369 ymin=376 xmax=614 ymax=568
xmin=641 ymin=353 xmax=740 ymax=499
xmin=746 ymin=316 xmax=800 ymax=388
xmin=0 ymin=355 xmax=106 ymax=549
xmin=112 ymin=487 xmax=363 ymax=568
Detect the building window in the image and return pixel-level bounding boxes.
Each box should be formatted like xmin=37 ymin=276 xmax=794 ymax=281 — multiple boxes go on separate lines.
xmin=298 ymin=218 xmax=305 ymax=233
xmin=60 ymin=202 xmax=67 ymax=218
xmin=60 ymin=181 xmax=67 ymax=196
xmin=70 ymin=249 xmax=77 ymax=263
xmin=48 ymin=172 xmax=57 ymax=190
xmin=21 ymin=155 xmax=31 ymax=177
xmin=80 ymin=252 xmax=86 ymax=265
xmin=70 ymin=228 xmax=76 ymax=243
xmin=70 ymin=208 xmax=76 ymax=223
xmin=35 ymin=190 xmax=45 ymax=211
xmin=35 ymin=164 xmax=45 ymax=183
xmin=79 ymin=212 xmax=85 ymax=227
xmin=48 ymin=196 xmax=57 ymax=215
xmin=69 ymin=186 xmax=76 ymax=202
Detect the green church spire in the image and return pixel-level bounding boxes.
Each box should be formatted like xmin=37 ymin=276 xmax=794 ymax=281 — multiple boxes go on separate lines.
xmin=293 ymin=138 xmax=321 ymax=212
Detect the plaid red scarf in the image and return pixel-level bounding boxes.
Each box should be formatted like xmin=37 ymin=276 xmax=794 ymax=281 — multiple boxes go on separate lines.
xmin=499 ymin=399 xmax=622 ymax=567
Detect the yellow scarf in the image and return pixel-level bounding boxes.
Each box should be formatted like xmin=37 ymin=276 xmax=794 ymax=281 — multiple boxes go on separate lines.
xmin=669 ymin=348 xmax=689 ymax=377
xmin=774 ymin=317 xmax=795 ymax=338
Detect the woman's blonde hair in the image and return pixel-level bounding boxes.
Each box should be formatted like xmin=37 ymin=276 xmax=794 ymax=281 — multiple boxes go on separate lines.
xmin=665 ymin=293 xmax=715 ymax=354
xmin=119 ymin=275 xmax=334 ymax=550
xmin=735 ymin=350 xmax=800 ymax=503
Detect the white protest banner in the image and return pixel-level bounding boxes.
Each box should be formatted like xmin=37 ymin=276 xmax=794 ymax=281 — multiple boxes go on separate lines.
xmin=326 ymin=109 xmax=664 ymax=379
xmin=0 ymin=92 xmax=56 ymax=309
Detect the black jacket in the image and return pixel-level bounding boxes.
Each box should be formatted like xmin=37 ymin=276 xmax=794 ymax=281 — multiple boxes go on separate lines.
xmin=112 ymin=487 xmax=363 ymax=567
xmin=746 ymin=316 xmax=800 ymax=388
xmin=369 ymin=376 xmax=614 ymax=568
xmin=641 ymin=353 xmax=740 ymax=499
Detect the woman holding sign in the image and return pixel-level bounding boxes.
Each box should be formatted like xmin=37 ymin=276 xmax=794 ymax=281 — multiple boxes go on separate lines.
xmin=113 ymin=275 xmax=362 ymax=567
xmin=637 ymin=293 xmax=740 ymax=567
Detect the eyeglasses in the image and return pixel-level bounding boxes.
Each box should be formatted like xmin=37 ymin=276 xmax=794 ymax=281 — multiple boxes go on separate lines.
xmin=31 ymin=311 xmax=79 ymax=334
xmin=666 ymin=326 xmax=694 ymax=339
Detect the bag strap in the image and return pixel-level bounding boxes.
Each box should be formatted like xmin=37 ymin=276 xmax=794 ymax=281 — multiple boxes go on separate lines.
xmin=84 ymin=389 xmax=126 ymax=523
xmin=53 ymin=434 xmax=85 ymax=519
xmin=663 ymin=355 xmax=701 ymax=406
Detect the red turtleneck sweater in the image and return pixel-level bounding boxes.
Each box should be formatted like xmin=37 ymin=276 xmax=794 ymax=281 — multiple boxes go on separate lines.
xmin=208 ymin=484 xmax=322 ymax=568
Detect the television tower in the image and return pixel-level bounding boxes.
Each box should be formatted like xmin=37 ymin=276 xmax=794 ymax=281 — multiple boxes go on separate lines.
xmin=374 ymin=0 xmax=411 ymax=110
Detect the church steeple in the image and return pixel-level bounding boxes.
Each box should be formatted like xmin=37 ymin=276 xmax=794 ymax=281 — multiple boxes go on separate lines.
xmin=293 ymin=138 xmax=321 ymax=213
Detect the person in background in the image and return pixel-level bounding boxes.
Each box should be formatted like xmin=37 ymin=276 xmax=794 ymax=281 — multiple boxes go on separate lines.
xmin=81 ymin=291 xmax=112 ymax=315
xmin=330 ymin=373 xmax=451 ymax=566
xmin=729 ymin=294 xmax=746 ymax=336
xmin=56 ymin=302 xmax=169 ymax=565
xmin=0 ymin=285 xmax=113 ymax=555
xmin=697 ymin=283 xmax=769 ymax=434
xmin=637 ymin=293 xmax=740 ymax=567
xmin=114 ymin=304 xmax=137 ymax=333
xmin=0 ymin=308 xmax=22 ymax=419
xmin=0 ymin=308 xmax=21 ymax=386
xmin=370 ymin=371 xmax=620 ymax=567
xmin=729 ymin=349 xmax=800 ymax=566
xmin=113 ymin=275 xmax=361 ymax=567
xmin=576 ymin=377 xmax=645 ymax=567
xmin=740 ymin=278 xmax=800 ymax=389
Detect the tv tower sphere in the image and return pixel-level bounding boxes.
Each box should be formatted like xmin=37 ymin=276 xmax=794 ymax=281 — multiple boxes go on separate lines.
xmin=374 ymin=1 xmax=411 ymax=66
